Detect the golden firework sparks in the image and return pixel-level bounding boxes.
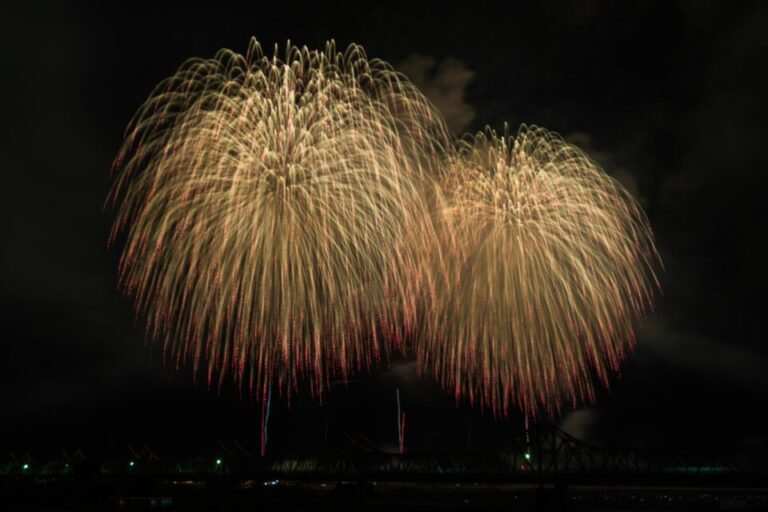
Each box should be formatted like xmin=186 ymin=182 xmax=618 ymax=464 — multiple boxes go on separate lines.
xmin=419 ymin=125 xmax=660 ymax=419
xmin=108 ymin=38 xmax=450 ymax=401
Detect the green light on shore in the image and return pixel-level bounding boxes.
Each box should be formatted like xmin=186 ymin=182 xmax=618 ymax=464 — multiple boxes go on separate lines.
xmin=524 ymin=453 xmax=531 ymax=461
xmin=216 ymin=459 xmax=222 ymax=465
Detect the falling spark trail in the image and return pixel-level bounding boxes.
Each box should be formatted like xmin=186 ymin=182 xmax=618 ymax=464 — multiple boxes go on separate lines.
xmin=261 ymin=382 xmax=272 ymax=457
xmin=400 ymin=412 xmax=406 ymax=454
xmin=396 ymin=388 xmax=401 ymax=449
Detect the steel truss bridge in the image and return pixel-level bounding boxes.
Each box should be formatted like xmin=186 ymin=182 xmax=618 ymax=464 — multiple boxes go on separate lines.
xmin=5 ymin=426 xmax=767 ymax=486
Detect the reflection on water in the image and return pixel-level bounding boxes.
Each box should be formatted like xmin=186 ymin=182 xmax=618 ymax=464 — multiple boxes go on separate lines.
xmin=2 ymin=478 xmax=767 ymax=511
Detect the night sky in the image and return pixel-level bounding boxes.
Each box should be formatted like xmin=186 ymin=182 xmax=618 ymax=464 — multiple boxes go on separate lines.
xmin=3 ymin=1 xmax=767 ymax=460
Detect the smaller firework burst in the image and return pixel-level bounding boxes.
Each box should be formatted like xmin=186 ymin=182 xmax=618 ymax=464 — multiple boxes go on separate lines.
xmin=419 ymin=124 xmax=660 ymax=419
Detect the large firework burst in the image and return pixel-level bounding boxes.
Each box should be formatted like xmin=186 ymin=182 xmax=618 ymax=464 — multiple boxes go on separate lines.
xmin=419 ymin=125 xmax=659 ymax=418
xmin=108 ymin=39 xmax=450 ymax=400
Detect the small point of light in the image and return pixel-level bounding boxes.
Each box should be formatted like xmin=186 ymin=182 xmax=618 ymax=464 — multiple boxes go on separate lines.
xmin=129 ymin=461 xmax=135 ymax=467
xmin=215 ymin=458 xmax=222 ymax=465
xmin=524 ymin=452 xmax=531 ymax=461
xmin=22 ymin=464 xmax=29 ymax=470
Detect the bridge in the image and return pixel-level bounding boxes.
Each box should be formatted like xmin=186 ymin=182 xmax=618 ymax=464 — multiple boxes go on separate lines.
xmin=4 ymin=426 xmax=767 ymax=487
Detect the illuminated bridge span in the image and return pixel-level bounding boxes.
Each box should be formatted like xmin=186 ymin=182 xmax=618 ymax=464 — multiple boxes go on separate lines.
xmin=4 ymin=427 xmax=767 ymax=486
xmin=260 ymin=427 xmax=768 ymax=486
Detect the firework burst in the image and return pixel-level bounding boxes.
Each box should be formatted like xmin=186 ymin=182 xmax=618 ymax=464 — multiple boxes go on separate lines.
xmin=419 ymin=125 xmax=659 ymax=418
xmin=108 ymin=38 xmax=450 ymax=400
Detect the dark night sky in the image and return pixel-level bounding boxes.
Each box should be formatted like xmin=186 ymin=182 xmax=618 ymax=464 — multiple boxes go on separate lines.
xmin=2 ymin=1 xmax=767 ymax=459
